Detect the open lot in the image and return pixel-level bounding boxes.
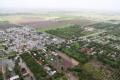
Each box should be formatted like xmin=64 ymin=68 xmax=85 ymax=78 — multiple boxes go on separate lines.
xmin=50 ymin=51 xmax=79 ymax=71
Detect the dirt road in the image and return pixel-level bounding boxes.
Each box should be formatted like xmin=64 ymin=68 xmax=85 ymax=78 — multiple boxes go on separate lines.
xmin=57 ymin=52 xmax=79 ymax=66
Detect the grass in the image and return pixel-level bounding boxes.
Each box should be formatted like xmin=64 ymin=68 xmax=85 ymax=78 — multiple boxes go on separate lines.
xmin=0 ymin=16 xmax=7 ymax=22
xmin=46 ymin=25 xmax=82 ymax=39
xmin=82 ymin=62 xmax=115 ymax=80
xmin=47 ymin=42 xmax=90 ymax=64
xmin=61 ymin=47 xmax=89 ymax=63
xmin=46 ymin=25 xmax=95 ymax=39
xmin=36 ymin=24 xmax=72 ymax=32
xmin=20 ymin=53 xmax=47 ymax=80
xmin=0 ymin=45 xmax=4 ymax=50
xmin=0 ymin=14 xmax=78 ymax=24
xmin=0 ymin=51 xmax=17 ymax=59
xmin=0 ymin=72 xmax=3 ymax=80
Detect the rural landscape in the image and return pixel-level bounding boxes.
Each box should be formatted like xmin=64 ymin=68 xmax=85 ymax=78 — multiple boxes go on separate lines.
xmin=0 ymin=11 xmax=120 ymax=80
xmin=0 ymin=0 xmax=120 ymax=80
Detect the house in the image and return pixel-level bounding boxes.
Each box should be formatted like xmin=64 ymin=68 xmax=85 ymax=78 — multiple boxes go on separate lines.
xmin=44 ymin=66 xmax=56 ymax=76
xmin=9 ymin=75 xmax=19 ymax=80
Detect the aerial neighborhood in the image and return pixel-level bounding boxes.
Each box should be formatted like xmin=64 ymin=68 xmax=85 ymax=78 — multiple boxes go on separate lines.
xmin=0 ymin=22 xmax=119 ymax=80
xmin=0 ymin=0 xmax=120 ymax=80
xmin=0 ymin=12 xmax=120 ymax=80
xmin=0 ymin=26 xmax=66 ymax=80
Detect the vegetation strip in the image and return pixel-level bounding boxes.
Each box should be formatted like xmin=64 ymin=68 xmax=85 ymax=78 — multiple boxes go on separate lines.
xmin=20 ymin=53 xmax=47 ymax=80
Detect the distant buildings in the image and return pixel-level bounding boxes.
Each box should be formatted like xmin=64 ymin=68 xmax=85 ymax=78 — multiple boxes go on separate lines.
xmin=1 ymin=27 xmax=64 ymax=53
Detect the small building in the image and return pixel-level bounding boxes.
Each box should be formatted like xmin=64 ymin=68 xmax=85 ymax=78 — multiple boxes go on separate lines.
xmin=9 ymin=75 xmax=19 ymax=80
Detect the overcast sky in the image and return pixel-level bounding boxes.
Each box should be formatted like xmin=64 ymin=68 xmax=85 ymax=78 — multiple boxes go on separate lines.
xmin=0 ymin=0 xmax=120 ymax=11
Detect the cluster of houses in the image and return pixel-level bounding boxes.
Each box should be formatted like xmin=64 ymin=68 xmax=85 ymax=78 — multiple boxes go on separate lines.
xmin=2 ymin=27 xmax=64 ymax=53
xmin=68 ymin=30 xmax=120 ymax=60
xmin=30 ymin=49 xmax=58 ymax=76
xmin=0 ymin=26 xmax=65 ymax=80
xmin=54 ymin=28 xmax=119 ymax=62
xmin=0 ymin=25 xmax=119 ymax=80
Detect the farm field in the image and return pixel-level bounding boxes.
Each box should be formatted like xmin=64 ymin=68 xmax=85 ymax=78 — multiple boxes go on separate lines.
xmin=46 ymin=25 xmax=97 ymax=39
xmin=0 ymin=14 xmax=96 ymax=31
xmin=68 ymin=60 xmax=119 ymax=80
xmin=82 ymin=60 xmax=117 ymax=80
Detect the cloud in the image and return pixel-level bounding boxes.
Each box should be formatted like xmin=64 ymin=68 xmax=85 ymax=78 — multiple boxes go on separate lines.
xmin=0 ymin=0 xmax=120 ymax=11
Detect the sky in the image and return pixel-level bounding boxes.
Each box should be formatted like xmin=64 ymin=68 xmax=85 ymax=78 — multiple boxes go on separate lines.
xmin=0 ymin=0 xmax=120 ymax=12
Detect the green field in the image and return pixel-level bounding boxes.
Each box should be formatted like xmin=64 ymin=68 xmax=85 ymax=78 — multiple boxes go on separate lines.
xmin=82 ymin=62 xmax=120 ymax=80
xmin=46 ymin=25 xmax=96 ymax=39
xmin=36 ymin=24 xmax=72 ymax=32
xmin=21 ymin=53 xmax=47 ymax=80
xmin=0 ymin=45 xmax=4 ymax=50
xmin=0 ymin=72 xmax=3 ymax=80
